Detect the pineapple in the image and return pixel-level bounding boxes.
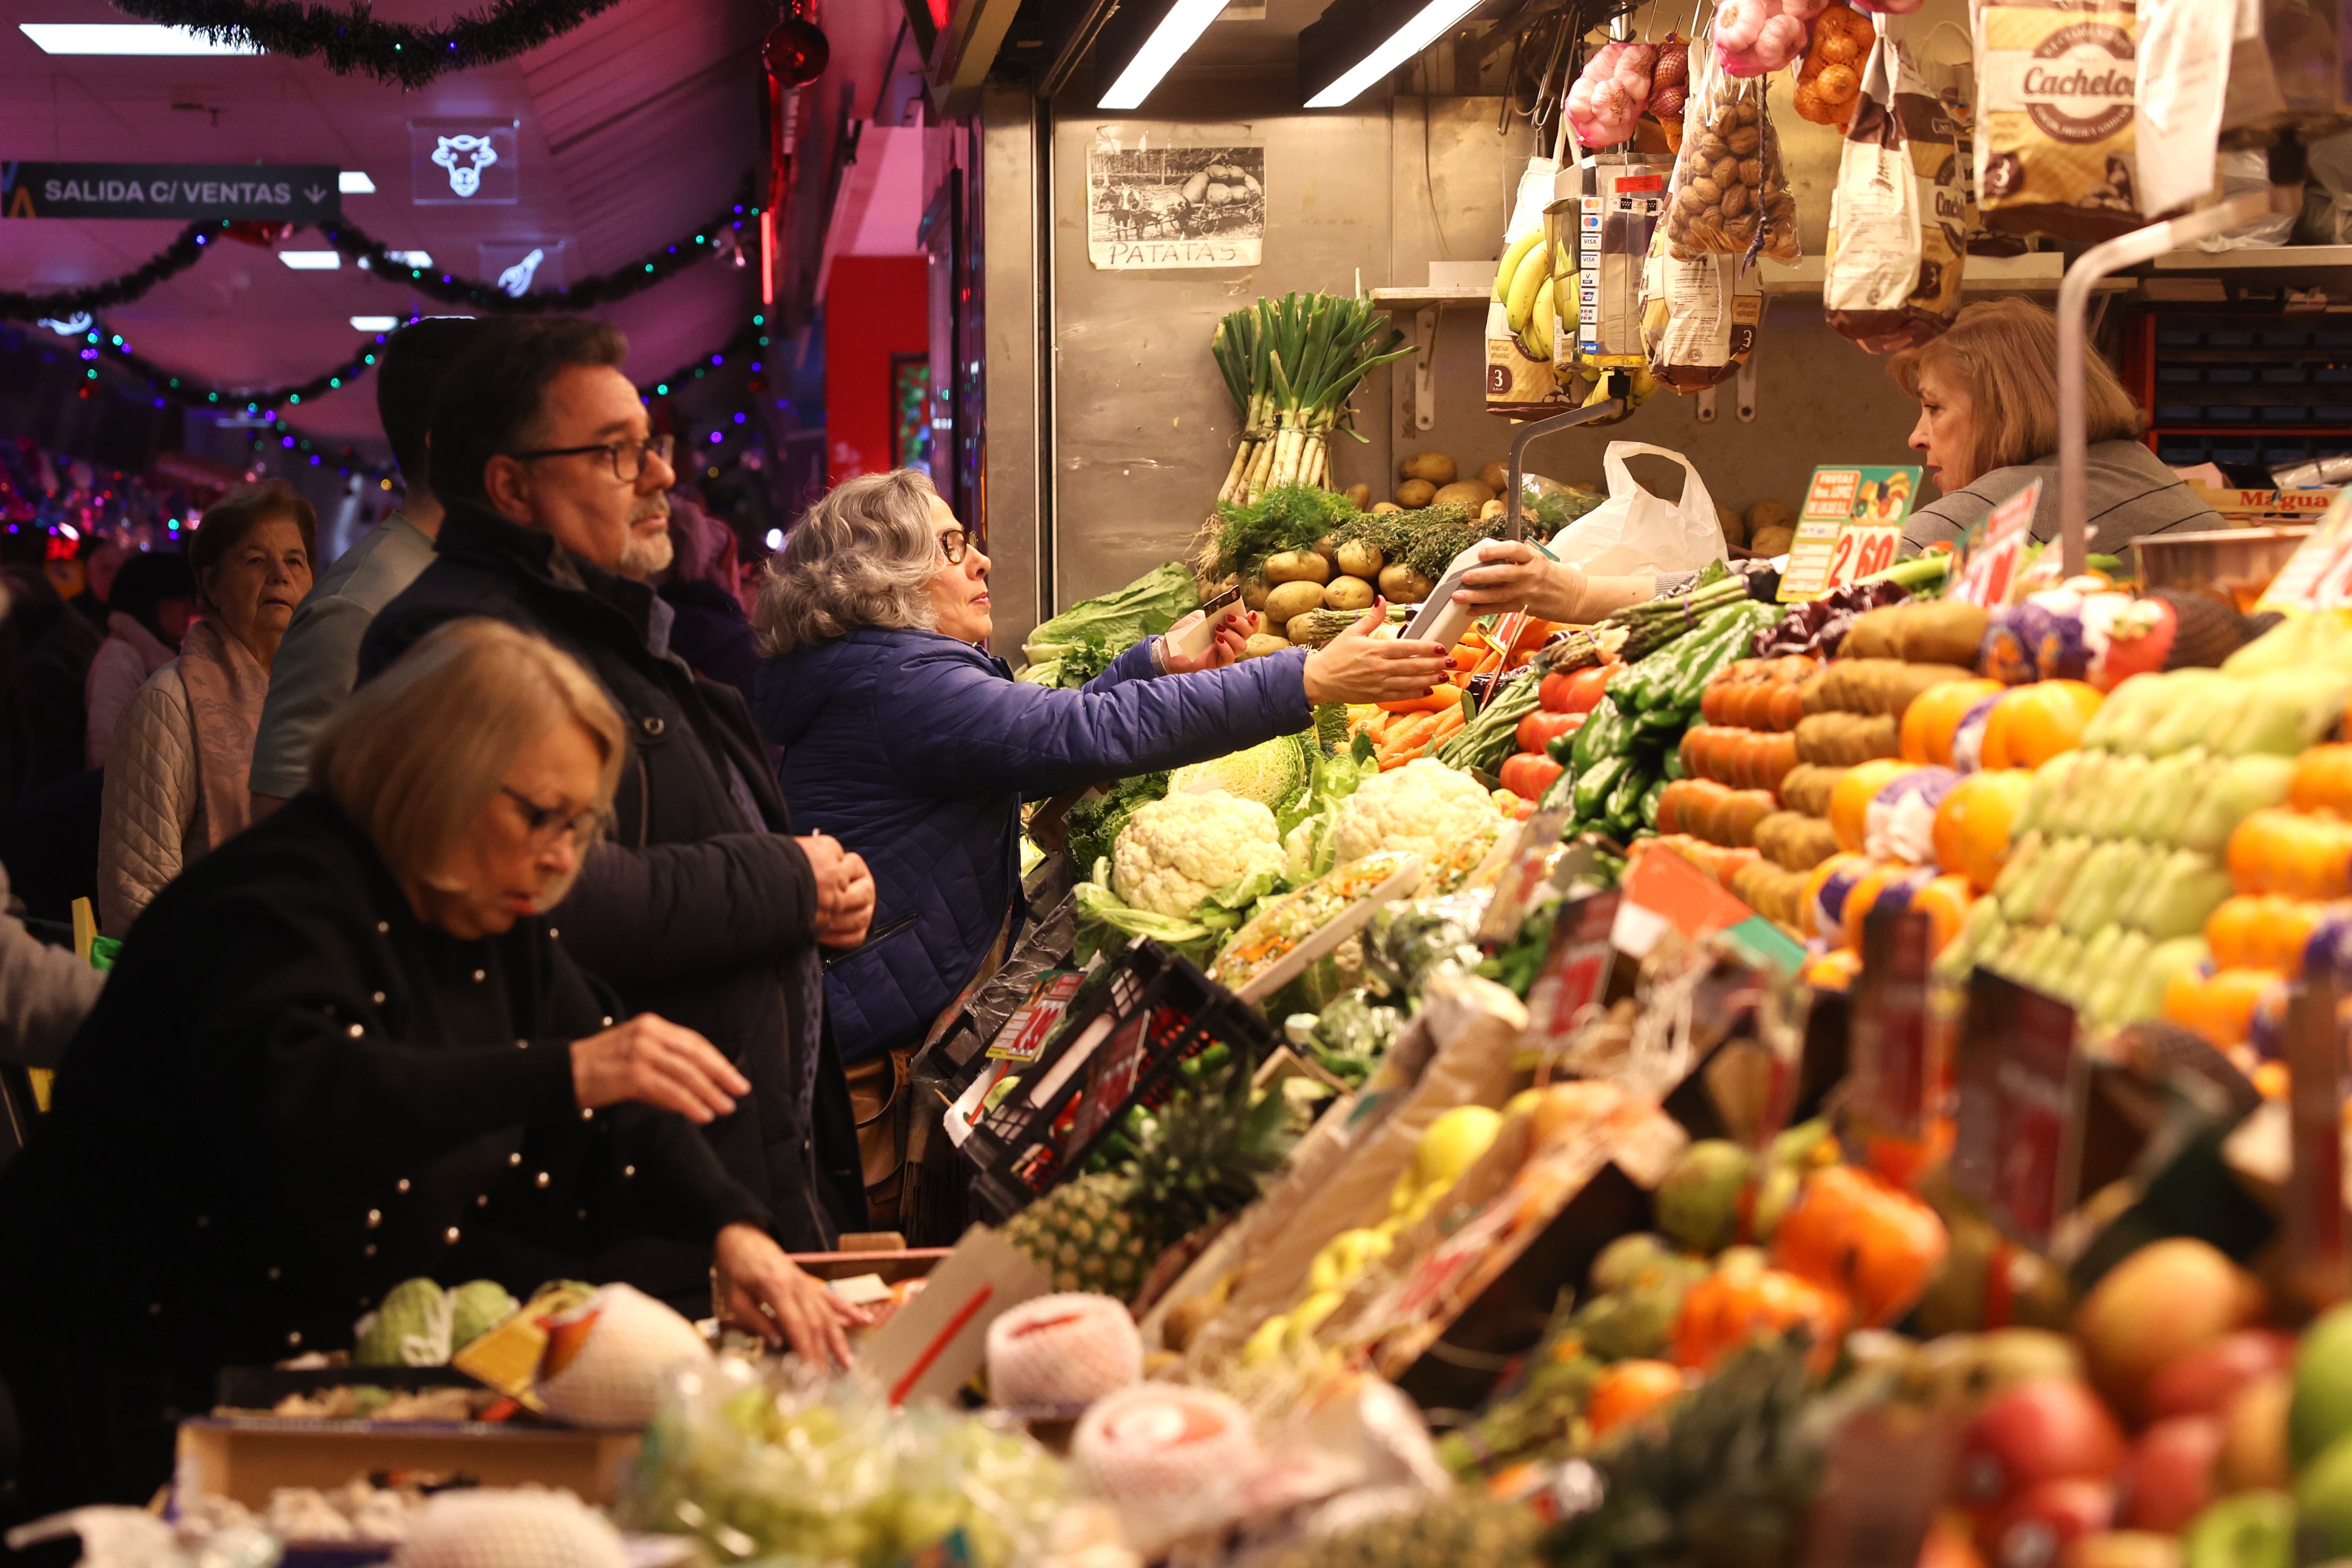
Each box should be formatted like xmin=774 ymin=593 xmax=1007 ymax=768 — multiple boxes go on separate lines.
xmin=1003 ymin=1056 xmax=1290 ymax=1301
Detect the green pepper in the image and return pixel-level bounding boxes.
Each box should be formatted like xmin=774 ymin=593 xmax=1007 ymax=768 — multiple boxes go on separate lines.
xmin=1639 ymin=777 xmax=1666 ymax=830
xmin=1663 ymin=745 xmax=1687 ymax=781
xmin=1604 ymin=761 xmax=1649 ymax=833
xmin=1574 ymin=755 xmax=1628 ymax=820
xmin=1571 ymin=696 xmax=1629 ymax=772
xmin=1662 ymin=604 xmax=1761 ymax=712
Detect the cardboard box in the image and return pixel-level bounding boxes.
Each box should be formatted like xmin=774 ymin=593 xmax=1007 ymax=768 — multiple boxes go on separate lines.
xmin=174 ymin=1417 xmax=639 ymax=1508
xmin=2189 ymin=486 xmax=2340 ymax=525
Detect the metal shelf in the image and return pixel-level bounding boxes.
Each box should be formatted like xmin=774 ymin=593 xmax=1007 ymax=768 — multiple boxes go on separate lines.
xmin=2153 ymin=245 xmax=2352 ymax=270
xmin=1366 ymin=284 xmax=1490 ymax=306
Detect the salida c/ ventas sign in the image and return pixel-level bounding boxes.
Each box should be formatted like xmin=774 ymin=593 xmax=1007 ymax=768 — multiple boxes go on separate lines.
xmin=1 ymin=161 xmax=341 ymax=222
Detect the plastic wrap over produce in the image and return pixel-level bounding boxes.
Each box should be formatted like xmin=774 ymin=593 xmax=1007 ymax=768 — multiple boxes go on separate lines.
xmin=624 ymin=1359 xmax=1070 ymax=1568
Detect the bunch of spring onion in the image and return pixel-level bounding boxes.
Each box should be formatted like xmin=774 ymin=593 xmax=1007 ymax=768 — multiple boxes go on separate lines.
xmin=1213 ymin=292 xmax=1416 ymax=506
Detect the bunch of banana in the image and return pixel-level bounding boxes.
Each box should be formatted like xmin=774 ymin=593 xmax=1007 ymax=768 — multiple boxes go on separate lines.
xmin=1494 ymin=230 xmax=1570 ymax=366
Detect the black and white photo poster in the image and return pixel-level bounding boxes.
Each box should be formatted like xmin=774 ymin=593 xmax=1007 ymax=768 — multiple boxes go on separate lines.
xmin=1087 ymin=126 xmax=1264 ymax=270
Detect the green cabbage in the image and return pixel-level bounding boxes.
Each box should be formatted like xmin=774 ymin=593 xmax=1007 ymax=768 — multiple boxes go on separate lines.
xmin=354 ymin=1276 xmax=453 ymax=1367
xmin=450 ymin=1279 xmax=519 ymax=1350
xmin=1170 ymin=732 xmax=1314 ymax=814
xmin=1017 ymin=563 xmax=1200 ymax=688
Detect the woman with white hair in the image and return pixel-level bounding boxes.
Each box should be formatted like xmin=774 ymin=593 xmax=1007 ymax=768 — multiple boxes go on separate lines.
xmin=752 ymin=468 xmax=1451 ymax=1223
xmin=0 ymin=619 xmax=862 ymax=1525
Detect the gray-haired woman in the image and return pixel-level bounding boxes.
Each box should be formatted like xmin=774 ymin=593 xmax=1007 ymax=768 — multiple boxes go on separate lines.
xmin=0 ymin=619 xmax=863 ymax=1526
xmin=751 ymin=469 xmax=1447 ymax=1222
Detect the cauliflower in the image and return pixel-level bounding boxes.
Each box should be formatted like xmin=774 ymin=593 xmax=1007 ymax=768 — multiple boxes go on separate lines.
xmin=1331 ymin=759 xmax=1505 ymax=891
xmin=1112 ymin=790 xmax=1286 ymax=919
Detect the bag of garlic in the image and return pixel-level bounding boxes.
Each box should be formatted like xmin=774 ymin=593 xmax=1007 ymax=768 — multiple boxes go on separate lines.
xmin=1973 ymin=0 xmax=2142 ymax=241
xmin=1642 ymin=234 xmax=1764 ymax=391
xmin=1663 ymin=37 xmax=1802 ymax=265
xmin=1824 ymin=13 xmax=1969 ymax=353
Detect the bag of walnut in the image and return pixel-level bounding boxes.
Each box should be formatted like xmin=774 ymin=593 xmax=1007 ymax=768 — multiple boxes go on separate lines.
xmin=1663 ymin=37 xmax=1801 ymax=265
xmin=1824 ymin=13 xmax=1968 ymax=352
xmin=1972 ymin=0 xmax=2142 ymax=241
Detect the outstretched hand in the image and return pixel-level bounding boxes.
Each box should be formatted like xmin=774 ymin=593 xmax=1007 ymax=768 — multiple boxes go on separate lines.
xmin=1301 ymin=602 xmax=1453 ymax=705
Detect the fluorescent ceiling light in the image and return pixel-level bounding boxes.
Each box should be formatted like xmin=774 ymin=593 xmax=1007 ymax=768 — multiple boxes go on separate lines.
xmin=278 ymin=250 xmax=342 ymax=270
xmin=338 ymin=171 xmax=375 ymax=194
xmin=350 ymin=316 xmax=399 ymax=331
xmin=1302 ymin=0 xmax=1481 ymax=107
xmin=18 ymin=23 xmax=259 ymax=54
xmin=1098 ymin=0 xmax=1226 ymax=110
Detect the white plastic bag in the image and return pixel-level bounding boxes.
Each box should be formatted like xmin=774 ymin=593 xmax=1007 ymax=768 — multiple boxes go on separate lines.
xmin=1548 ymin=441 xmax=1728 ymax=575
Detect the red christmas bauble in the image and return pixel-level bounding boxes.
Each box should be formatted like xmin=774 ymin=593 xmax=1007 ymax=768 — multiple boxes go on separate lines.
xmin=763 ymin=14 xmax=828 ymax=86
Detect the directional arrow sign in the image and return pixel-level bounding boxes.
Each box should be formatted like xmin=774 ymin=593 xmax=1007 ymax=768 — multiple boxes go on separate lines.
xmin=1 ymin=162 xmax=340 ymax=221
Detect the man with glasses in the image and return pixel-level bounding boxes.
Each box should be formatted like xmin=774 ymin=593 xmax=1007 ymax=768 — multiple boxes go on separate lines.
xmin=358 ymin=318 xmax=873 ymax=1285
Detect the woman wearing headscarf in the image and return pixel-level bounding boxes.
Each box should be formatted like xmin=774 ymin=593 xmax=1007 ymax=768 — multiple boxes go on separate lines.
xmin=96 ymin=481 xmax=314 ymax=934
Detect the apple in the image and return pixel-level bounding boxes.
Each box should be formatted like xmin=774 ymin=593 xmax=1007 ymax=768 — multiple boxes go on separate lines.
xmin=2179 ymin=1491 xmax=2294 ymax=1568
xmin=2294 ymin=1431 xmax=2352 ymax=1556
xmin=2072 ymin=1240 xmax=2265 ymax=1420
xmin=1984 ymin=1479 xmax=2116 ymax=1568
xmin=1959 ymin=1380 xmax=2128 ymax=1520
xmin=2216 ymin=1372 xmax=2291 ymax=1494
xmin=2063 ymin=1532 xmax=2181 ymax=1568
xmin=1916 ymin=1330 xmax=2087 ymax=1414
xmin=2290 ymin=1302 xmax=2352 ymax=1467
xmin=2116 ymin=1416 xmax=2219 ymax=1532
xmin=2144 ymin=1331 xmax=2295 ymax=1422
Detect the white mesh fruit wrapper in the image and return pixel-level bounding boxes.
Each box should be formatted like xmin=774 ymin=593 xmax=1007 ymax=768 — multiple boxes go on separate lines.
xmin=391 ymin=1489 xmax=627 ymax=1568
xmin=534 ymin=1283 xmax=711 ymax=1430
xmin=1071 ymin=1384 xmax=1257 ymax=1552
xmin=987 ymin=1294 xmax=1144 ymax=1410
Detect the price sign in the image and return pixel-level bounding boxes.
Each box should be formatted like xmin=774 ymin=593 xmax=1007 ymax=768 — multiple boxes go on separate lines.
xmin=1776 ymin=466 xmax=1923 ymax=601
xmin=1849 ymin=907 xmax=1933 ymax=1141
xmin=1524 ymin=889 xmax=1622 ymax=1051
xmin=986 ymin=971 xmax=1086 ymax=1064
xmin=2256 ymin=488 xmax=2352 ymax=613
xmin=1950 ymin=967 xmax=2084 ymax=1251
xmin=1948 ymin=479 xmax=2042 ymax=609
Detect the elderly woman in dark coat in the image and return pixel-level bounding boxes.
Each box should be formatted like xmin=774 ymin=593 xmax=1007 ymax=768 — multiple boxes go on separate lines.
xmin=0 ymin=619 xmax=861 ymax=1528
xmin=751 ymin=468 xmax=1454 ymax=1222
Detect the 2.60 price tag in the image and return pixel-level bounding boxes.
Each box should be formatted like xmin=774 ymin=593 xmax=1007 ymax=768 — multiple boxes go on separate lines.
xmin=1776 ymin=465 xmax=1923 ymax=602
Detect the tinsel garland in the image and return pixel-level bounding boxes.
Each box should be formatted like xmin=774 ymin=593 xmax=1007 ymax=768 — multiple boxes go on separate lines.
xmin=109 ymin=0 xmax=626 ymax=89
xmin=0 ymin=222 xmax=222 ymax=324
xmin=325 ymin=175 xmax=756 ymax=313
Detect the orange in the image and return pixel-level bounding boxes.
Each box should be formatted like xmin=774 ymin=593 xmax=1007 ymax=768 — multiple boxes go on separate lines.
xmin=1911 ymin=874 xmax=1978 ymax=954
xmin=1931 ymin=768 xmax=2031 ymax=892
xmin=1900 ymin=678 xmax=2005 ymax=767
xmin=1829 ymin=758 xmax=1920 ymax=855
xmin=1842 ymin=864 xmax=1934 ymax=952
xmin=1979 ymin=680 xmax=2103 ymax=771
xmin=2206 ymin=894 xmax=2323 ymax=975
xmin=2291 ymin=744 xmax=2352 ymax=816
xmin=2229 ymin=809 xmax=2352 ymax=900
xmin=1584 ymin=1359 xmax=1685 ymax=1439
xmin=2162 ymin=967 xmax=2277 ymax=1048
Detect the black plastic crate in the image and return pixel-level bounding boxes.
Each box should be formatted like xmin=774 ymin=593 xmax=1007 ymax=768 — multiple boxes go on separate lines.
xmin=957 ymin=938 xmax=1274 ymax=1223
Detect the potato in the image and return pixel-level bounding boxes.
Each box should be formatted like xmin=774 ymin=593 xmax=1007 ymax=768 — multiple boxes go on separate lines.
xmin=1717 ymin=503 xmax=1747 ymax=547
xmin=1749 ymin=524 xmax=1795 ymax=556
xmin=1324 ymin=575 xmax=1375 ymax=612
xmin=1747 ymin=499 xmax=1796 ymax=537
xmin=1371 ymin=501 xmax=1404 ymax=514
xmin=1379 ymin=562 xmax=1435 ymax=602
xmin=1400 ymin=451 xmax=1458 ymax=485
xmin=1478 ymin=460 xmax=1509 ymax=493
xmin=1334 ymin=539 xmax=1384 ymax=578
xmin=1241 ymin=576 xmax=1270 ymax=612
xmin=1396 ymin=479 xmax=1438 ymax=509
xmin=1264 ymin=578 xmax=1327 ymax=625
xmin=1240 ymin=633 xmax=1293 ymax=660
xmin=1433 ymin=480 xmax=1498 ymax=510
xmin=1344 ymin=483 xmax=1372 ymax=512
xmin=1263 ymin=549 xmax=1331 ymax=586
xmin=1480 ymin=498 xmax=1507 ymax=521
xmin=1313 ymin=533 xmax=1341 ymax=567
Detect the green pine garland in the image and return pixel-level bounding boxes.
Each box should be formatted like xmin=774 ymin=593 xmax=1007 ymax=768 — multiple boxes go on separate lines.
xmin=110 ymin=0 xmax=626 ymax=89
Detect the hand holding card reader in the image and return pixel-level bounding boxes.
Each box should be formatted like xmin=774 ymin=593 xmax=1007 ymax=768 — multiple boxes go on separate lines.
xmin=1165 ymin=584 xmax=1245 ymax=664
xmin=1403 ymin=542 xmax=1499 ymax=651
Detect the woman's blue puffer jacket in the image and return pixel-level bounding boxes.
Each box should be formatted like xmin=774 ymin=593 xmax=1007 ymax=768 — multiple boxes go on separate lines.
xmin=754 ymin=629 xmax=1312 ymax=1064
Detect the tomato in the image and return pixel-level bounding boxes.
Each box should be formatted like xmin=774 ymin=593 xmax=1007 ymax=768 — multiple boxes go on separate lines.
xmin=1518 ymin=709 xmax=1584 ymax=755
xmin=1540 ymin=665 xmax=1610 ymax=715
xmin=1500 ymin=753 xmax=1566 ymax=802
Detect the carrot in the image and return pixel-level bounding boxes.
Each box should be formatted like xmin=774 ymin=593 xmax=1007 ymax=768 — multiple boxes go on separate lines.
xmin=1379 ymin=689 xmax=1458 ymax=715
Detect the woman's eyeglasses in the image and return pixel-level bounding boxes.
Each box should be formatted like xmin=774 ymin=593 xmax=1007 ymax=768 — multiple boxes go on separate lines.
xmin=502 ymin=786 xmax=602 ymax=849
xmin=937 ymin=528 xmax=969 ymax=565
xmin=510 ymin=432 xmax=676 ymax=484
